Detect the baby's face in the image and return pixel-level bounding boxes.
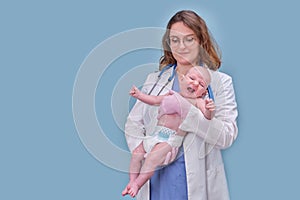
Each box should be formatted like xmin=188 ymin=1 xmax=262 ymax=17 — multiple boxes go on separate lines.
xmin=179 ymin=67 xmax=208 ymax=98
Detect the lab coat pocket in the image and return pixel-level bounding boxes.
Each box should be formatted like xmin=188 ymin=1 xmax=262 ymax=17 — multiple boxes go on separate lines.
xmin=206 ymin=164 xmax=230 ymax=200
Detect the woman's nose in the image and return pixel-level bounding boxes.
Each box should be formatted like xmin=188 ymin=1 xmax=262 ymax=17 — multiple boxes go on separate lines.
xmin=179 ymin=40 xmax=186 ymax=48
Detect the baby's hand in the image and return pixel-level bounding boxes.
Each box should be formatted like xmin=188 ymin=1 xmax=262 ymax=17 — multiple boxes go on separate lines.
xmin=129 ymin=85 xmax=141 ymax=98
xmin=205 ymin=99 xmax=215 ymax=112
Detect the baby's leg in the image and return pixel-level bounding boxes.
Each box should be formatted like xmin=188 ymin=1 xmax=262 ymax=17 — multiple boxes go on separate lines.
xmin=129 ymin=143 xmax=146 ymax=177
xmin=128 ymin=142 xmax=172 ymax=196
xmin=122 ymin=143 xmax=146 ymax=196
xmin=142 ymin=142 xmax=173 ymax=172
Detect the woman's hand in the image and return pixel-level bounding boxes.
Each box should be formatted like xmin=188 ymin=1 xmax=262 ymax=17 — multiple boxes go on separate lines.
xmin=163 ymin=147 xmax=179 ymax=165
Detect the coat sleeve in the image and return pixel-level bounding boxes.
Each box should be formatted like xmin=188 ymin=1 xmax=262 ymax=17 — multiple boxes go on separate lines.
xmin=179 ymin=72 xmax=238 ymax=149
xmin=124 ymin=72 xmax=156 ymax=152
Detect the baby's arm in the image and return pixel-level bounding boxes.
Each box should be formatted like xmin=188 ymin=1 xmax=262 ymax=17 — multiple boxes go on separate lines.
xmin=196 ymin=98 xmax=215 ymax=120
xmin=130 ymin=85 xmax=172 ymax=105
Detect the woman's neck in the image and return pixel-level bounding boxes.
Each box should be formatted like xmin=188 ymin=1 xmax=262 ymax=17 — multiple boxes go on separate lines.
xmin=176 ymin=64 xmax=193 ymax=75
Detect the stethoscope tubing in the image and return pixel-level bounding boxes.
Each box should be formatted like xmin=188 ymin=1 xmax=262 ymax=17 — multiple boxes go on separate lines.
xmin=148 ymin=64 xmax=176 ymax=95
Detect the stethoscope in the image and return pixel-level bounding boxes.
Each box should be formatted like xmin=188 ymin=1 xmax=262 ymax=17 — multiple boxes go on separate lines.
xmin=148 ymin=63 xmax=215 ymax=101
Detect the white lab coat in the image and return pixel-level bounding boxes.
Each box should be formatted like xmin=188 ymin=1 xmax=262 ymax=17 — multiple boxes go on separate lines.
xmin=125 ymin=66 xmax=238 ymax=200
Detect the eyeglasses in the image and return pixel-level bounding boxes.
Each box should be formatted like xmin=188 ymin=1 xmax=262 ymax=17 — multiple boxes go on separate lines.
xmin=168 ymin=35 xmax=197 ymax=47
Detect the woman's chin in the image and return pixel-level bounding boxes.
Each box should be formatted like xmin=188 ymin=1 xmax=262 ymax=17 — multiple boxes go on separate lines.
xmin=175 ymin=58 xmax=194 ymax=66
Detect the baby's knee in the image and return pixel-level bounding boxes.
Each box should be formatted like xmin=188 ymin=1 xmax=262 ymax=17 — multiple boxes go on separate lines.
xmin=133 ymin=144 xmax=146 ymax=154
xmin=132 ymin=146 xmax=146 ymax=161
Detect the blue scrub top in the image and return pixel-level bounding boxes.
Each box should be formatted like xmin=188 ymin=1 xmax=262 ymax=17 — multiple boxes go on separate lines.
xmin=150 ymin=72 xmax=188 ymax=200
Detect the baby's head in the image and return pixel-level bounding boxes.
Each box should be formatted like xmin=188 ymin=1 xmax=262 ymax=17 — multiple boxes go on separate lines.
xmin=179 ymin=66 xmax=211 ymax=99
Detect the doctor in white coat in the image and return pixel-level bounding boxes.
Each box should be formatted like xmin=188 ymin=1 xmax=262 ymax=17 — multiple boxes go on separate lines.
xmin=124 ymin=10 xmax=238 ymax=200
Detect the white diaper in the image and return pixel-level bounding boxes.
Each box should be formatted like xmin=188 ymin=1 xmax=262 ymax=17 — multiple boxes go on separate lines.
xmin=143 ymin=126 xmax=184 ymax=153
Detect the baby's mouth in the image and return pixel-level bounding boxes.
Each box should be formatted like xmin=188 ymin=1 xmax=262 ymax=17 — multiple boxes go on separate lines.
xmin=187 ymin=87 xmax=195 ymax=93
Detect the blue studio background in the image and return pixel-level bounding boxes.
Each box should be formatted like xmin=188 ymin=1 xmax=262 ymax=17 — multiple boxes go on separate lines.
xmin=1 ymin=0 xmax=300 ymax=200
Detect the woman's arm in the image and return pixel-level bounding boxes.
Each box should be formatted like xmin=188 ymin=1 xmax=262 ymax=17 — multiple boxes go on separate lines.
xmin=125 ymin=72 xmax=159 ymax=152
xmin=179 ymin=73 xmax=238 ymax=149
xmin=125 ymin=98 xmax=147 ymax=152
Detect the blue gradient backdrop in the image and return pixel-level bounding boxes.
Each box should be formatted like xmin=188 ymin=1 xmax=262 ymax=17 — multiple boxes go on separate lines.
xmin=1 ymin=0 xmax=299 ymax=199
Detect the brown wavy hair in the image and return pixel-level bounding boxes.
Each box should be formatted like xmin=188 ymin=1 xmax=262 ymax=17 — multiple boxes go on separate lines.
xmin=159 ymin=10 xmax=221 ymax=71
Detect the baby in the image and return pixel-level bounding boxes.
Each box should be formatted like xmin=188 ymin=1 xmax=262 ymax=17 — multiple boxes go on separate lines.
xmin=122 ymin=66 xmax=215 ymax=197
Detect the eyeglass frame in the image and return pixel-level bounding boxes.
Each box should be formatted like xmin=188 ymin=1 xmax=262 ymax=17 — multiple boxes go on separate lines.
xmin=167 ymin=34 xmax=198 ymax=48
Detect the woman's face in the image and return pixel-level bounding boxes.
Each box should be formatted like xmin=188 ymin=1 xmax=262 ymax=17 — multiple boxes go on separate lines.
xmin=169 ymin=22 xmax=200 ymax=67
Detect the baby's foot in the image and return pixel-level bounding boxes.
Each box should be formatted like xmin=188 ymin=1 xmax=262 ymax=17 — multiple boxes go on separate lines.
xmin=128 ymin=182 xmax=140 ymax=198
xmin=121 ymin=183 xmax=130 ymax=196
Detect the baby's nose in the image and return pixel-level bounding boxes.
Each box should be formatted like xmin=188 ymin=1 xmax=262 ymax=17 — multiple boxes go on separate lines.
xmin=192 ymin=80 xmax=199 ymax=85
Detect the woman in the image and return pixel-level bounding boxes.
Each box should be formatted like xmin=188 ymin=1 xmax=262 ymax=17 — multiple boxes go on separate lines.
xmin=124 ymin=10 xmax=238 ymax=200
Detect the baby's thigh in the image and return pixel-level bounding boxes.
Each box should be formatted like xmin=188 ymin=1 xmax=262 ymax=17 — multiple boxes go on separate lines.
xmin=147 ymin=142 xmax=172 ymax=165
xmin=133 ymin=142 xmax=146 ymax=154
